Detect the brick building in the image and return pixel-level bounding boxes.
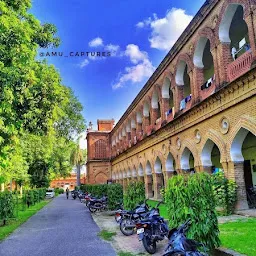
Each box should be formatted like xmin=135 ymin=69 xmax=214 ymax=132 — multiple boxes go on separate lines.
xmin=50 ymin=173 xmax=86 ymax=190
xmin=86 ymin=0 xmax=256 ymax=210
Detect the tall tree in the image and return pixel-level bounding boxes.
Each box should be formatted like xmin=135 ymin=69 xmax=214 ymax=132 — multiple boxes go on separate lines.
xmin=70 ymin=145 xmax=87 ymax=186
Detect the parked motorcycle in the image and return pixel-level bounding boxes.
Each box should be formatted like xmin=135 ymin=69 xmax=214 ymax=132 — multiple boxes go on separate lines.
xmin=88 ymin=196 xmax=108 ymax=213
xmin=135 ymin=201 xmax=169 ymax=254
xmin=163 ymin=219 xmax=208 ymax=256
xmin=119 ymin=200 xmax=150 ymax=236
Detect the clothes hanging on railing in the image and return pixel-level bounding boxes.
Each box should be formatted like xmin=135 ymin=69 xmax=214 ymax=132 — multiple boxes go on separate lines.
xmin=180 ymin=99 xmax=186 ymax=110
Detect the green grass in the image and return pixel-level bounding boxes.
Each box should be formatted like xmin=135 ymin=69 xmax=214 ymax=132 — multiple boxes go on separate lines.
xmin=98 ymin=229 xmax=116 ymax=241
xmin=147 ymin=200 xmax=168 ymax=219
xmin=0 ymin=200 xmax=49 ymax=241
xmin=219 ymin=218 xmax=256 ymax=256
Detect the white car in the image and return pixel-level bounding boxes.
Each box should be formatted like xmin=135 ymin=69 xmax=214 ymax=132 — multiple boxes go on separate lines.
xmin=45 ymin=188 xmax=55 ymax=199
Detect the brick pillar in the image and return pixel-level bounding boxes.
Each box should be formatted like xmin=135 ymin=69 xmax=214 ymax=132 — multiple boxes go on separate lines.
xmin=145 ymin=175 xmax=153 ymax=198
xmin=174 ymin=86 xmax=183 ymax=115
xmin=138 ymin=176 xmax=144 ymax=183
xmin=143 ymin=116 xmax=150 ymax=135
xmin=227 ymin=161 xmax=249 ymax=210
xmin=131 ymin=128 xmax=136 ymax=145
xmin=166 ymin=172 xmax=174 ymax=183
xmin=217 ymin=42 xmax=232 ymax=86
xmin=193 ymin=67 xmax=204 ymax=103
xmin=154 ymin=173 xmax=164 ymax=200
xmin=200 ymin=166 xmax=212 ymax=174
xmin=151 ymin=108 xmax=158 ymax=126
xmin=127 ymin=132 xmax=131 ymax=147
xmin=211 ymin=47 xmax=220 ymax=87
xmin=136 ymin=122 xmax=142 ymax=139
xmin=162 ymin=98 xmax=170 ymax=120
xmin=245 ymin=14 xmax=256 ymax=61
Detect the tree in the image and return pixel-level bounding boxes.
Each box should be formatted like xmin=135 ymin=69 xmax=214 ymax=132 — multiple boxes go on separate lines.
xmin=70 ymin=145 xmax=87 ymax=186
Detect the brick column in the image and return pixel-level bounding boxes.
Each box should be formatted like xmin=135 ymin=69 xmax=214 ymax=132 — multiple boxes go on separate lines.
xmin=151 ymin=108 xmax=158 ymax=126
xmin=245 ymin=14 xmax=256 ymax=61
xmin=193 ymin=67 xmax=204 ymax=103
xmin=211 ymin=47 xmax=220 ymax=87
xmin=137 ymin=176 xmax=144 ymax=183
xmin=217 ymin=42 xmax=233 ymax=86
xmin=162 ymin=98 xmax=170 ymax=121
xmin=199 ymin=166 xmax=212 ymax=174
xmin=174 ymin=85 xmax=183 ymax=115
xmin=136 ymin=122 xmax=142 ymax=139
xmin=131 ymin=128 xmax=136 ymax=145
xmin=154 ymin=173 xmax=164 ymax=200
xmin=126 ymin=132 xmax=131 ymax=147
xmin=166 ymin=171 xmax=174 ymax=182
xmin=227 ymin=161 xmax=249 ymax=210
xmin=145 ymin=175 xmax=153 ymax=198
xmin=143 ymin=116 xmax=150 ymax=135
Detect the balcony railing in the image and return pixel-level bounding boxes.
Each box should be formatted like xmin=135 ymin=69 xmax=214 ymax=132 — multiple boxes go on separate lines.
xmin=147 ymin=125 xmax=153 ymax=135
xmin=227 ymin=50 xmax=252 ymax=82
xmin=200 ymin=74 xmax=216 ymax=101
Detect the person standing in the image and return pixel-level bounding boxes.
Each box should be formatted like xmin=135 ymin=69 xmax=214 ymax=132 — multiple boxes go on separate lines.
xmin=66 ymin=188 xmax=69 ymax=199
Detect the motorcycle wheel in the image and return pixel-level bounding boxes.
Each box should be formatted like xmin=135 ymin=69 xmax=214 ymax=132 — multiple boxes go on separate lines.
xmin=89 ymin=202 xmax=101 ymax=213
xmin=142 ymin=231 xmax=156 ymax=254
xmin=120 ymin=218 xmax=135 ymax=236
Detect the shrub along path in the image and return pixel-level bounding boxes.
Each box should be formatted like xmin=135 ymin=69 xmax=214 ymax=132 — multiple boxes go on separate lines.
xmin=0 ymin=194 xmax=116 ymax=256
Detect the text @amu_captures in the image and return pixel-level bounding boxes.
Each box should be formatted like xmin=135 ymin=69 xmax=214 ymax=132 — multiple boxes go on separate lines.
xmin=39 ymin=51 xmax=112 ymax=58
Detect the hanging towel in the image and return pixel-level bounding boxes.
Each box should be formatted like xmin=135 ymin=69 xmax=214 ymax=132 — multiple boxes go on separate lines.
xmin=180 ymin=99 xmax=186 ymax=110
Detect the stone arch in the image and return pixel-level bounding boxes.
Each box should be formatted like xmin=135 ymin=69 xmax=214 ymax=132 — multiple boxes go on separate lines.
xmin=197 ymin=27 xmax=216 ymax=50
xmin=179 ymin=140 xmax=198 ymax=170
xmin=132 ymin=165 xmax=137 ymax=177
xmin=166 ymin=153 xmax=175 ymax=172
xmin=200 ymin=129 xmax=227 ymax=164
xmin=175 ymin=53 xmax=194 ymax=86
xmin=218 ymin=1 xmax=250 ymax=43
xmin=154 ymin=156 xmax=162 ymax=173
xmin=95 ymin=172 xmax=108 ymax=184
xmin=201 ymin=139 xmax=222 ymax=166
xmin=136 ymin=111 xmax=143 ymax=124
xmin=145 ymin=160 xmax=153 ymax=175
xmin=180 ymin=147 xmax=195 ymax=170
xmin=143 ymin=100 xmax=150 ymax=117
xmin=227 ymin=116 xmax=256 ymax=161
xmin=138 ymin=163 xmax=144 ymax=176
xmin=162 ymin=76 xmax=172 ymax=99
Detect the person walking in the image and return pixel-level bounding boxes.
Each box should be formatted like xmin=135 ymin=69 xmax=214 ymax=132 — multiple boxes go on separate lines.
xmin=66 ymin=188 xmax=69 ymax=199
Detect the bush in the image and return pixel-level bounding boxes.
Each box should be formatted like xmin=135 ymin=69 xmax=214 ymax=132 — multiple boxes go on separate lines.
xmin=0 ymin=191 xmax=14 ymax=225
xmin=124 ymin=181 xmax=145 ymax=210
xmin=165 ymin=173 xmax=220 ymax=250
xmin=107 ymin=184 xmax=123 ymax=210
xmin=212 ymin=172 xmax=237 ymax=215
xmin=58 ymin=188 xmax=64 ymax=194
xmin=80 ymin=184 xmax=108 ymax=198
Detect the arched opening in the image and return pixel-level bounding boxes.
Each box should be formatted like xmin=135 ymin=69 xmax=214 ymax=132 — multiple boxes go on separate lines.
xmin=219 ymin=4 xmax=250 ymax=60
xmin=146 ymin=161 xmax=153 ymax=198
xmin=176 ymin=61 xmax=192 ymax=110
xmin=162 ymin=77 xmax=174 ymax=117
xmin=152 ymin=90 xmax=161 ymax=122
xmin=132 ymin=167 xmax=137 ymax=181
xmin=181 ymin=147 xmax=195 ymax=173
xmin=194 ymin=37 xmax=215 ymax=89
xmin=154 ymin=157 xmax=164 ymax=199
xmin=201 ymin=140 xmax=222 ymax=174
xmin=231 ymin=129 xmax=256 ymax=208
xmin=166 ymin=153 xmax=175 ymax=172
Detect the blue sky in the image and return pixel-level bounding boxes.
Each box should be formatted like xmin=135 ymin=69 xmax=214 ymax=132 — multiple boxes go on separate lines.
xmin=31 ymin=0 xmax=205 ymax=130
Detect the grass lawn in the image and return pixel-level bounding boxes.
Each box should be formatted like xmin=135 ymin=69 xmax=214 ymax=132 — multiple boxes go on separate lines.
xmin=147 ymin=200 xmax=256 ymax=255
xmin=98 ymin=229 xmax=117 ymax=241
xmin=219 ymin=218 xmax=256 ymax=256
xmin=0 ymin=200 xmax=49 ymax=241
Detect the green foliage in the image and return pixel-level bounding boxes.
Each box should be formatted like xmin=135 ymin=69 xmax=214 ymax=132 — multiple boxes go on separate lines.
xmin=80 ymin=184 xmax=108 ymax=198
xmin=0 ymin=191 xmax=14 ymax=225
xmin=22 ymin=188 xmax=46 ymax=208
xmin=123 ymin=182 xmax=145 ymax=210
xmin=212 ymin=172 xmax=237 ymax=215
xmin=107 ymin=184 xmax=123 ymax=210
xmin=165 ymin=173 xmax=220 ymax=250
xmin=98 ymin=229 xmax=116 ymax=241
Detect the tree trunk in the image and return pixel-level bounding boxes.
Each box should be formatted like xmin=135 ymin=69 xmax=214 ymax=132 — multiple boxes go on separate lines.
xmin=77 ymin=165 xmax=81 ymax=186
xmin=1 ymin=183 xmax=4 ymax=192
xmin=20 ymin=185 xmax=23 ymax=196
xmin=10 ymin=179 xmax=12 ymax=191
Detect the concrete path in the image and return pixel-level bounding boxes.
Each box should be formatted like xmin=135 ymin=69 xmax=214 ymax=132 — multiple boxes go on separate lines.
xmin=0 ymin=195 xmax=116 ymax=256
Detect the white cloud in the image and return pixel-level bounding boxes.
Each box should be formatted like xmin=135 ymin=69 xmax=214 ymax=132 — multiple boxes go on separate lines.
xmin=124 ymin=44 xmax=148 ymax=64
xmin=79 ymin=59 xmax=89 ymax=68
xmin=88 ymin=37 xmax=103 ymax=47
xmin=112 ymin=44 xmax=155 ymax=90
xmin=105 ymin=44 xmax=120 ymax=57
xmin=137 ymin=8 xmax=193 ymax=51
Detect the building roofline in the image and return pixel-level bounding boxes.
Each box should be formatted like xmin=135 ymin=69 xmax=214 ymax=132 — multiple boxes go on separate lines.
xmin=110 ymin=0 xmax=218 ymax=135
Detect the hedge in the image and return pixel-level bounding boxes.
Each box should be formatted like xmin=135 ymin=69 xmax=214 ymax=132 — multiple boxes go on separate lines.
xmin=80 ymin=184 xmax=108 ymax=197
xmin=107 ymin=184 xmax=123 ymax=210
xmin=0 ymin=191 xmax=14 ymax=225
xmin=123 ymin=181 xmax=145 ymax=210
xmin=165 ymin=173 xmax=220 ymax=251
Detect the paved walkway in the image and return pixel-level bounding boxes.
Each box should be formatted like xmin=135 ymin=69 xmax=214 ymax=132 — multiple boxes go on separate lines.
xmin=0 ymin=195 xmax=116 ymax=256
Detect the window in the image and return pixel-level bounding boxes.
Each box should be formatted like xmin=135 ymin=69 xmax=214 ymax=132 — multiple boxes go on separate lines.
xmin=95 ymin=139 xmax=107 ymax=158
